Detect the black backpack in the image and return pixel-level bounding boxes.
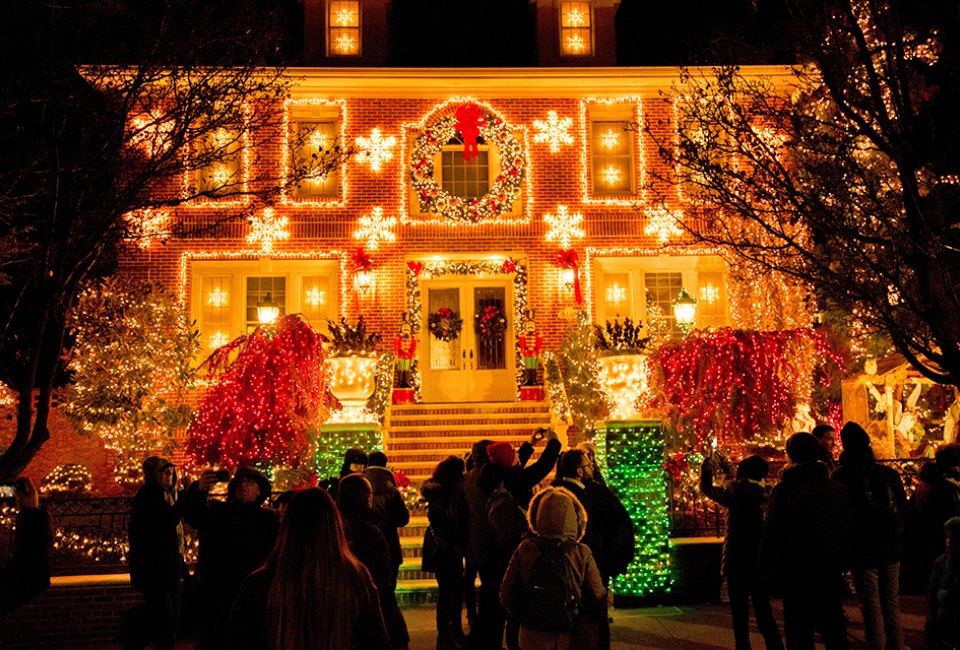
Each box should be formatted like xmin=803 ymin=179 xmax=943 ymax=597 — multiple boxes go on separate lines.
xmin=521 ymin=538 xmax=582 ymax=633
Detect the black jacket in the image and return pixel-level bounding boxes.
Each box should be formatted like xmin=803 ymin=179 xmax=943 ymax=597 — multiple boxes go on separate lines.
xmin=0 ymin=507 xmax=54 ymax=615
xmin=556 ymin=477 xmax=636 ymax=583
xmin=506 ymin=438 xmax=563 ymax=508
xmin=700 ymin=462 xmax=768 ymax=579
xmin=128 ymin=482 xmax=186 ymax=591
xmin=421 ymin=477 xmax=468 ymax=554
xmin=363 ymin=466 xmax=410 ymax=574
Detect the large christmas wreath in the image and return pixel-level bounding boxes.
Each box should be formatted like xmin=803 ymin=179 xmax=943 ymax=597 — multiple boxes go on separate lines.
xmin=476 ymin=305 xmax=508 ymax=340
xmin=410 ymin=108 xmax=526 ymax=223
xmin=428 ymin=307 xmax=463 ymax=342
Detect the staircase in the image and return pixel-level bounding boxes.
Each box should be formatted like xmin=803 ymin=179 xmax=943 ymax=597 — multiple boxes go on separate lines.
xmin=387 ymin=401 xmax=553 ymax=602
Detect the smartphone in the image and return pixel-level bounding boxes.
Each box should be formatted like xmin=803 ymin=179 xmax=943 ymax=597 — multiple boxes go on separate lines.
xmin=213 ymin=469 xmax=231 ymax=483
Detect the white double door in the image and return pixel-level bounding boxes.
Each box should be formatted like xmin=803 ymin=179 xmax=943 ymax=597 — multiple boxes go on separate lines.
xmin=419 ymin=277 xmax=516 ymax=403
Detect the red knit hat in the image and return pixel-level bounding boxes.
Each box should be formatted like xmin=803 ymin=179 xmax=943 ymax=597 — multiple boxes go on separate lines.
xmin=486 ymin=441 xmax=518 ymax=468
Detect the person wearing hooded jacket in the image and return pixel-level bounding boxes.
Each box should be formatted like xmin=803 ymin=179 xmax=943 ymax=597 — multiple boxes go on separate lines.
xmin=126 ymin=456 xmax=187 ymax=650
xmin=700 ymin=453 xmax=784 ymax=650
xmin=500 ymin=486 xmax=606 ymax=650
xmin=831 ymin=422 xmax=907 ymax=650
xmin=183 ymin=467 xmax=279 ymax=650
xmin=364 ymin=451 xmax=411 ymax=582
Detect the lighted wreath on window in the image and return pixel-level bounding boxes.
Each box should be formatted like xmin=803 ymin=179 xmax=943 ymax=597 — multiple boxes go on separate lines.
xmin=410 ymin=103 xmax=526 ymax=223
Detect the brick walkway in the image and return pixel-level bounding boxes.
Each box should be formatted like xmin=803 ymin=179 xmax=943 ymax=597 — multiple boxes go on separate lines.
xmin=58 ymin=594 xmax=931 ymax=650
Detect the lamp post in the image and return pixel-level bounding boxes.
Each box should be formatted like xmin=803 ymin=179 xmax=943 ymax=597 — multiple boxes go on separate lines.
xmin=673 ymin=287 xmax=698 ymax=334
xmin=257 ymin=292 xmax=281 ymax=325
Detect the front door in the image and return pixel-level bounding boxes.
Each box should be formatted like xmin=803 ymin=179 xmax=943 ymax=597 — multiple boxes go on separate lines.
xmin=420 ymin=277 xmax=516 ymax=402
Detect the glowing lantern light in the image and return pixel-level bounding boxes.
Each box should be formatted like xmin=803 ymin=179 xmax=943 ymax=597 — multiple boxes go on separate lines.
xmin=257 ymin=292 xmax=281 ymax=325
xmin=673 ymin=288 xmax=698 ymax=333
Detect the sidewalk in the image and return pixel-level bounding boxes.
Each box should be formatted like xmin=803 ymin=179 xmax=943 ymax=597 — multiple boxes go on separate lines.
xmin=63 ymin=594 xmax=930 ymax=649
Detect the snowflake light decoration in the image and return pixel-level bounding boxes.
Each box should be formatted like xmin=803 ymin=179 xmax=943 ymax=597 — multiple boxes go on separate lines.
xmin=334 ymin=8 xmax=356 ymax=26
xmin=566 ymin=34 xmax=586 ymax=54
xmin=124 ymin=208 xmax=171 ymax=249
xmin=601 ymin=129 xmax=620 ymax=150
xmin=533 ymin=110 xmax=574 ymax=153
xmin=566 ymin=7 xmax=587 ymax=27
xmin=643 ymin=206 xmax=684 ymax=245
xmin=356 ymin=128 xmax=397 ymax=172
xmin=544 ymin=205 xmax=585 ymax=249
xmin=246 ymin=208 xmax=290 ymax=255
xmin=208 ymin=331 xmax=231 ymax=350
xmin=308 ymin=129 xmax=329 ymax=150
xmin=305 ymin=286 xmax=326 ymax=307
xmin=353 ymin=206 xmax=397 ymax=250
xmin=601 ymin=165 xmax=622 ymax=186
xmin=700 ymin=283 xmax=720 ymax=304
xmin=335 ymin=34 xmax=357 ymax=54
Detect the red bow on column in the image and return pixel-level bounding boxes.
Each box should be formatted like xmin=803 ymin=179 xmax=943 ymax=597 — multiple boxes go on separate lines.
xmin=352 ymin=248 xmax=373 ymax=272
xmin=555 ymin=249 xmax=584 ymax=306
xmin=407 ymin=261 xmax=424 ymax=277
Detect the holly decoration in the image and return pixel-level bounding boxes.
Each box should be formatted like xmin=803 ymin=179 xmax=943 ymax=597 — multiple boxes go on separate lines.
xmin=428 ymin=307 xmax=463 ymax=342
xmin=186 ymin=314 xmax=329 ymax=469
xmin=476 ymin=305 xmax=508 ymax=340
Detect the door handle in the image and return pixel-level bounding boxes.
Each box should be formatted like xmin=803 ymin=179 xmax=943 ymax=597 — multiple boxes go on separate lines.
xmin=469 ymin=349 xmax=474 ymax=370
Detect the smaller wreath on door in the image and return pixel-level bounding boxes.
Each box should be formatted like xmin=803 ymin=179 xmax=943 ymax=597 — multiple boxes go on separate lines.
xmin=475 ymin=305 xmax=508 ymax=341
xmin=428 ymin=307 xmax=463 ymax=342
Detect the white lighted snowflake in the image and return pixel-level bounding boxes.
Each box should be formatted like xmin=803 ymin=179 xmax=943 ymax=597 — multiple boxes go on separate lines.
xmin=643 ymin=206 xmax=684 ymax=245
xmin=353 ymin=207 xmax=397 ymax=250
xmin=206 ymin=287 xmax=229 ymax=308
xmin=566 ymin=34 xmax=586 ymax=54
xmin=124 ymin=208 xmax=171 ymax=249
xmin=355 ymin=128 xmax=397 ymax=172
xmin=305 ymin=286 xmax=326 ymax=307
xmin=208 ymin=331 xmax=231 ymax=350
xmin=605 ymin=282 xmax=627 ymax=305
xmin=533 ymin=111 xmax=574 ymax=153
xmin=566 ymin=8 xmax=587 ymax=27
xmin=544 ymin=205 xmax=585 ymax=249
xmin=601 ymin=165 xmax=622 ymax=187
xmin=334 ymin=8 xmax=356 ymax=26
xmin=600 ymin=129 xmax=620 ymax=150
xmin=700 ymin=283 xmax=720 ymax=304
xmin=309 ymin=129 xmax=329 ymax=151
xmin=246 ymin=208 xmax=289 ymax=255
xmin=335 ymin=34 xmax=357 ymax=54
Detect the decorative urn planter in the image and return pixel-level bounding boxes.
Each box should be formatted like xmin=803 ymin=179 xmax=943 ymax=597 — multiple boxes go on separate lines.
xmin=326 ymin=355 xmax=378 ymax=423
xmin=597 ymin=353 xmax=649 ymax=421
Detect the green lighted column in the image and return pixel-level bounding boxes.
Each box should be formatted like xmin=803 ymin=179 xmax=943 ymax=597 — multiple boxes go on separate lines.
xmin=314 ymin=423 xmax=383 ymax=480
xmin=595 ymin=420 xmax=672 ymax=597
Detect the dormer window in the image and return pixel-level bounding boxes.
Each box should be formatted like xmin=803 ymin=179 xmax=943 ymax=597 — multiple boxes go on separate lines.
xmin=559 ymin=1 xmax=593 ymax=56
xmin=328 ymin=1 xmax=361 ymax=56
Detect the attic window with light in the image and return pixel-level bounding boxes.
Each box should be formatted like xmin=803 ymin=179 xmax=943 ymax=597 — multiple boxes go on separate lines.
xmin=560 ymin=1 xmax=593 ymax=56
xmin=328 ymin=1 xmax=361 ymax=56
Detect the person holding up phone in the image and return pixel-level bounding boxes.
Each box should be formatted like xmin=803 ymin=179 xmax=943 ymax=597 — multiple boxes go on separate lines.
xmin=0 ymin=477 xmax=54 ymax=615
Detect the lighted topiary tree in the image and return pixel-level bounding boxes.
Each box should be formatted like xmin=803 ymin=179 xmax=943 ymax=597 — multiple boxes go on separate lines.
xmin=186 ymin=314 xmax=329 ymax=469
xmin=63 ymin=277 xmax=199 ymax=486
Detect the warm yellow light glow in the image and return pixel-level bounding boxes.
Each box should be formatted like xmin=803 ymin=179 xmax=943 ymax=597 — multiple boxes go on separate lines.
xmin=600 ymin=129 xmax=620 ymax=150
xmin=673 ymin=287 xmax=698 ymax=332
xmin=282 ymin=99 xmax=348 ymax=207
xmin=305 ymin=286 xmax=326 ymax=307
xmin=601 ymin=165 xmax=622 ymax=186
xmin=533 ymin=110 xmax=574 ymax=153
xmin=246 ymin=208 xmax=290 ymax=255
xmin=566 ymin=8 xmax=587 ymax=27
xmin=309 ymin=129 xmax=329 ymax=150
xmin=353 ymin=206 xmax=397 ymax=250
xmin=598 ymin=354 xmax=649 ymax=421
xmin=209 ymin=331 xmax=230 ymax=349
xmin=335 ymin=34 xmax=358 ymax=54
xmin=334 ymin=8 xmax=356 ymax=26
xmin=643 ymin=205 xmax=684 ymax=245
xmin=700 ymin=283 xmax=720 ymax=304
xmin=206 ymin=287 xmax=229 ymax=308
xmin=355 ymin=128 xmax=396 ymax=172
xmin=544 ymin=205 xmax=585 ymax=249
xmin=580 ymin=98 xmax=644 ymax=206
xmin=560 ymin=267 xmax=576 ymax=287
xmin=355 ymin=269 xmax=373 ymax=294
xmin=257 ymin=292 xmax=281 ymax=325
xmin=605 ymin=282 xmax=627 ymax=305
xmin=326 ymin=356 xmax=378 ymax=423
xmin=566 ymin=34 xmax=586 ymax=54
xmin=124 ymin=208 xmax=171 ymax=249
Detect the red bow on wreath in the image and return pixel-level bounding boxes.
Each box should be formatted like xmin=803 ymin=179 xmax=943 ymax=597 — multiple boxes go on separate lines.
xmin=555 ymin=249 xmax=584 ymax=306
xmin=454 ymin=103 xmax=486 ymax=162
xmin=352 ymin=248 xmax=373 ymax=272
xmin=407 ymin=261 xmax=424 ymax=277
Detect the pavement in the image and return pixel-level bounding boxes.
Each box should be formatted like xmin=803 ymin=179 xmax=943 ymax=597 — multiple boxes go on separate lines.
xmin=63 ymin=594 xmax=933 ymax=649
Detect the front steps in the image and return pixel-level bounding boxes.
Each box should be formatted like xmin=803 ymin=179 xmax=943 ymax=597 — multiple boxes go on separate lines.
xmin=386 ymin=400 xmax=553 ymax=600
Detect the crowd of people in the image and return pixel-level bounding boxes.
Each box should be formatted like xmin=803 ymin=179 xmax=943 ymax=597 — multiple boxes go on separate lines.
xmin=1 ymin=421 xmax=959 ymax=650
xmin=700 ymin=423 xmax=960 ymax=650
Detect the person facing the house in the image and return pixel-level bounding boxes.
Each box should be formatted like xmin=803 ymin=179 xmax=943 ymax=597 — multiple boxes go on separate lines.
xmin=503 ymin=428 xmax=563 ymax=509
xmin=126 ymin=456 xmax=187 ymax=650
xmin=927 ymin=516 xmax=960 ymax=648
xmin=226 ymin=488 xmax=391 ymax=650
xmin=0 ymin=477 xmax=54 ymax=616
xmin=761 ymin=432 xmax=852 ymax=650
xmin=364 ymin=451 xmax=411 ymax=582
xmin=500 ymin=486 xmax=606 ymax=650
xmin=337 ymin=474 xmax=410 ymax=650
xmin=184 ymin=466 xmax=279 ymax=650
xmin=700 ymin=453 xmax=783 ymax=650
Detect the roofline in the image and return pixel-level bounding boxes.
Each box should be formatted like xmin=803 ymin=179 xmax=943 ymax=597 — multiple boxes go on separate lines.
xmin=287 ymin=66 xmax=799 ymax=98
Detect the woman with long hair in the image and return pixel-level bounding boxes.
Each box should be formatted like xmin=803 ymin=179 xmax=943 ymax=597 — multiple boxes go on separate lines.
xmin=226 ymin=488 xmax=391 ymax=650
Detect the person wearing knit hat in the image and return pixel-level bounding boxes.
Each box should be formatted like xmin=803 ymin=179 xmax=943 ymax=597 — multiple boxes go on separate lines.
xmin=486 ymin=441 xmax=519 ymax=469
xmin=833 ymin=422 xmax=908 ymax=650
xmin=928 ymin=516 xmax=960 ymax=648
xmin=127 ymin=456 xmax=187 ymax=650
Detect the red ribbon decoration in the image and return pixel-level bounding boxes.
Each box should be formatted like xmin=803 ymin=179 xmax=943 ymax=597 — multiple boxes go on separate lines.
xmin=501 ymin=258 xmax=516 ymax=274
xmin=352 ymin=248 xmax=373 ymax=272
xmin=454 ymin=103 xmax=485 ymax=162
xmin=555 ymin=249 xmax=584 ymax=305
xmin=407 ymin=261 xmax=424 ymax=276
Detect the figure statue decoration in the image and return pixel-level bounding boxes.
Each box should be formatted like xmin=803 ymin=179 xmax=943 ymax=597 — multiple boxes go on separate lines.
xmin=518 ymin=310 xmax=544 ymax=401
xmin=392 ymin=314 xmax=417 ymax=404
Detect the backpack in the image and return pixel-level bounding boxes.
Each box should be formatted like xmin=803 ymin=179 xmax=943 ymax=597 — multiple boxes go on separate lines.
xmin=521 ymin=538 xmax=582 ymax=633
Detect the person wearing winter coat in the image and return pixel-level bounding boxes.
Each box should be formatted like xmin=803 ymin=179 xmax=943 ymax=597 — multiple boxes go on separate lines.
xmin=927 ymin=516 xmax=960 ymax=649
xmin=500 ymin=486 xmax=606 ymax=650
xmin=504 ymin=429 xmax=563 ymax=508
xmin=364 ymin=451 xmax=411 ymax=582
xmin=700 ymin=454 xmax=783 ymax=650
xmin=0 ymin=477 xmax=53 ymax=616
xmin=126 ymin=456 xmax=187 ymax=650
xmin=337 ymin=474 xmax=410 ymax=650
xmin=226 ymin=488 xmax=391 ymax=650
xmin=831 ymin=422 xmax=908 ymax=650
xmin=761 ymin=432 xmax=852 ymax=650
xmin=910 ymin=443 xmax=960 ymax=593
xmin=420 ymin=456 xmax=470 ymax=650
xmin=183 ymin=467 xmax=279 ymax=650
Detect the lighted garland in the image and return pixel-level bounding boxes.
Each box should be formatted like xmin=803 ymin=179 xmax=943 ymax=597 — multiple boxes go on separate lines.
xmin=406 ymin=258 xmax=528 ymax=397
xmin=594 ymin=421 xmax=672 ymax=597
xmin=187 ymin=314 xmax=329 ymax=469
xmin=410 ymin=110 xmax=526 ymax=223
xmin=475 ymin=305 xmax=508 ymax=340
xmin=364 ymin=351 xmax=396 ymax=424
xmin=39 ymin=464 xmax=94 ymax=497
xmin=428 ymin=307 xmax=463 ymax=342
